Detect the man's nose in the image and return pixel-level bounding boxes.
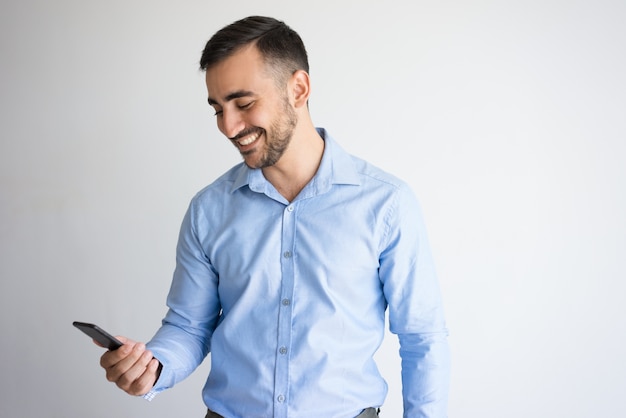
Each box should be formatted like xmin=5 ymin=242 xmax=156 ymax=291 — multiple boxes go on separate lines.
xmin=221 ymin=110 xmax=244 ymax=139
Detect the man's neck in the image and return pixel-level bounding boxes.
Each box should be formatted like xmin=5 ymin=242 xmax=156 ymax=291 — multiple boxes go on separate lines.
xmin=262 ymin=125 xmax=324 ymax=202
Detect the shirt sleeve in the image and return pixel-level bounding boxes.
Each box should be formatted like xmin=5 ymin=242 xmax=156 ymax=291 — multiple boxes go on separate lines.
xmin=379 ymin=182 xmax=451 ymax=417
xmin=144 ymin=199 xmax=222 ymax=399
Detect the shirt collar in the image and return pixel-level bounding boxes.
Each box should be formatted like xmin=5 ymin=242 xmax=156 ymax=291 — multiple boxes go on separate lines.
xmin=231 ymin=127 xmax=361 ymax=197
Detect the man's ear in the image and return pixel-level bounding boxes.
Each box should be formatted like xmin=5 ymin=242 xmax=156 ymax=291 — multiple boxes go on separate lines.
xmin=289 ymin=70 xmax=311 ymax=108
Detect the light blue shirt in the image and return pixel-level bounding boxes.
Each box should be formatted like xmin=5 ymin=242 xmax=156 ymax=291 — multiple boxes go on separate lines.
xmin=146 ymin=128 xmax=450 ymax=417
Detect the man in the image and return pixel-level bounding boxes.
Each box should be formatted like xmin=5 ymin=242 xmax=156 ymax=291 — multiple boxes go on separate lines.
xmin=100 ymin=16 xmax=450 ymax=418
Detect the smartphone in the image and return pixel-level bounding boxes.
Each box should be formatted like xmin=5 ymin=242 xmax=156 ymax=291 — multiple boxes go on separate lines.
xmin=73 ymin=321 xmax=123 ymax=351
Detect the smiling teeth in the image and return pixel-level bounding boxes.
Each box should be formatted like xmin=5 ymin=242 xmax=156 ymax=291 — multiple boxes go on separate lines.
xmin=238 ymin=132 xmax=260 ymax=146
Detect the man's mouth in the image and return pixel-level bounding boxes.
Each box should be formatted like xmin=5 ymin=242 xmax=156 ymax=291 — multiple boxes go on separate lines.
xmin=235 ymin=130 xmax=262 ymax=147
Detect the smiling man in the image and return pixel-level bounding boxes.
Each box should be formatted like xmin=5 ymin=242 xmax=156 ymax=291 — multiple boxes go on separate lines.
xmin=99 ymin=16 xmax=450 ymax=418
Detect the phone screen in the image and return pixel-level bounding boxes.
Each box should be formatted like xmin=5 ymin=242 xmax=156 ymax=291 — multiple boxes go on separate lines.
xmin=73 ymin=321 xmax=123 ymax=350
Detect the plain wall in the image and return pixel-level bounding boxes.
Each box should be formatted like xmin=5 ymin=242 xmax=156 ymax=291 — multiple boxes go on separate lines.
xmin=1 ymin=0 xmax=625 ymax=417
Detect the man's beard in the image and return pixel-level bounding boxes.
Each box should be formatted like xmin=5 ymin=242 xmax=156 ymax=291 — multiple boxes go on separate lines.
xmin=244 ymin=95 xmax=297 ymax=169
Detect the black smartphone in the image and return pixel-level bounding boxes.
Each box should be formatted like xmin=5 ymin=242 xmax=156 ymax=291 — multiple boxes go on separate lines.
xmin=73 ymin=321 xmax=123 ymax=350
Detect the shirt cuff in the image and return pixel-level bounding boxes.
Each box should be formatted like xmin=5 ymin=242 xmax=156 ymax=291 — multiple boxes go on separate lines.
xmin=142 ymin=390 xmax=158 ymax=402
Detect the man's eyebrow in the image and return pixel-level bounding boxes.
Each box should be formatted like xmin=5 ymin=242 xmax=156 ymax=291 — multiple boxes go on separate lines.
xmin=207 ymin=90 xmax=255 ymax=106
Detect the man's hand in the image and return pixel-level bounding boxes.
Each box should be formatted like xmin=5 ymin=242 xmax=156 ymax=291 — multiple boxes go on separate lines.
xmin=98 ymin=336 xmax=161 ymax=396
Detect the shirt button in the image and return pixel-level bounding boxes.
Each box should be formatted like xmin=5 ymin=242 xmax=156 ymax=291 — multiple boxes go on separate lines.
xmin=287 ymin=205 xmax=294 ymax=212
xmin=282 ymin=299 xmax=290 ymax=306
xmin=283 ymin=251 xmax=292 ymax=258
xmin=277 ymin=395 xmax=285 ymax=403
xmin=279 ymin=346 xmax=287 ymax=354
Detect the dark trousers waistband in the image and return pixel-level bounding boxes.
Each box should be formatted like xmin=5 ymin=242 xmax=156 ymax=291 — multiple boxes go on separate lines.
xmin=205 ymin=406 xmax=380 ymax=417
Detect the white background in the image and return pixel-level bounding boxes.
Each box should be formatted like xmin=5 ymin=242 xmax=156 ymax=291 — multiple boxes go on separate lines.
xmin=1 ymin=1 xmax=625 ymax=417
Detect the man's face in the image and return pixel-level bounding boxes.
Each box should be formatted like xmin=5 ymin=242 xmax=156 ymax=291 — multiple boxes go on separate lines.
xmin=205 ymin=45 xmax=297 ymax=169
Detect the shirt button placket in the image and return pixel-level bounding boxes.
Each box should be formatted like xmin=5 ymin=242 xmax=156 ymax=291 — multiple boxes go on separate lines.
xmin=275 ymin=204 xmax=296 ymax=418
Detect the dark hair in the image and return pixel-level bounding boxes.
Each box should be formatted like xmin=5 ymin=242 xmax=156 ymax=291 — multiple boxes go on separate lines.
xmin=199 ymin=16 xmax=309 ymax=83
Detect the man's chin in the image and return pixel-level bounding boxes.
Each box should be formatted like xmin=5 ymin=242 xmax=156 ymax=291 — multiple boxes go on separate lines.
xmin=240 ymin=147 xmax=282 ymax=169
xmin=241 ymin=153 xmax=263 ymax=169
xmin=243 ymin=161 xmax=259 ymax=169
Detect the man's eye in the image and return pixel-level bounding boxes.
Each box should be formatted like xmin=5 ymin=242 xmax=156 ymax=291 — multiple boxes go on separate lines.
xmin=238 ymin=102 xmax=253 ymax=110
xmin=213 ymin=110 xmax=223 ymax=116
